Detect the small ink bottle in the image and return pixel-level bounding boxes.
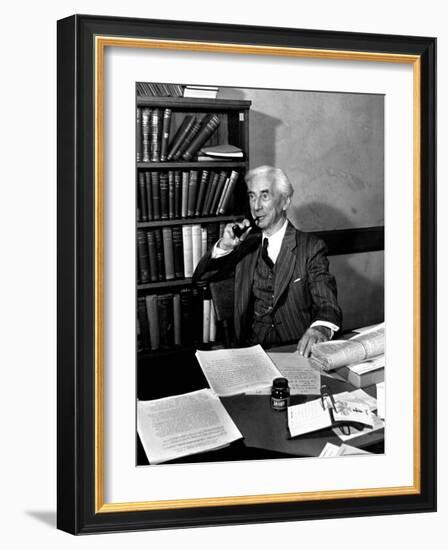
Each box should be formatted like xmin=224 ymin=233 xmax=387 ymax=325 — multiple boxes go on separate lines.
xmin=270 ymin=377 xmax=290 ymax=411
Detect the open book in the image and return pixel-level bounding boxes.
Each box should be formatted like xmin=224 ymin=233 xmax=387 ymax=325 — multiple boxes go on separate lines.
xmin=310 ymin=323 xmax=384 ymax=372
xmin=287 ymin=393 xmax=374 ymax=438
xmin=137 ymin=389 xmax=242 ymax=464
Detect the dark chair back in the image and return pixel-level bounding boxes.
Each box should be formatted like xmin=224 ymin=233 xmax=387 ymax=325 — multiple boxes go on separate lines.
xmin=209 ymin=278 xmax=235 ymax=348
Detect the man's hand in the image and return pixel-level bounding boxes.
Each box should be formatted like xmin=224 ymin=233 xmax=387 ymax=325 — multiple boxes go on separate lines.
xmin=217 ymin=220 xmax=252 ymax=252
xmin=297 ymin=326 xmax=331 ymax=357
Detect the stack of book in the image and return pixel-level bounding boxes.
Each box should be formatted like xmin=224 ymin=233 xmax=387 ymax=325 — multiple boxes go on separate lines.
xmin=334 ymin=355 xmax=385 ymax=388
xmin=311 ymin=324 xmax=385 ymax=389
xmin=183 ymin=85 xmax=219 ymax=99
xmin=198 ymin=144 xmax=244 ymax=160
xmin=137 ymin=169 xmax=241 ymax=221
xmin=137 ymin=290 xmax=217 ymax=351
xmin=137 ymin=223 xmax=225 ymax=284
xmin=136 ymin=109 xmax=224 ymax=163
xmin=136 ymin=82 xmax=184 ymax=97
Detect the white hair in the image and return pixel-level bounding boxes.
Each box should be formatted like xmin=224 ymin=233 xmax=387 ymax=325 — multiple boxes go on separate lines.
xmin=245 ymin=165 xmax=294 ymax=199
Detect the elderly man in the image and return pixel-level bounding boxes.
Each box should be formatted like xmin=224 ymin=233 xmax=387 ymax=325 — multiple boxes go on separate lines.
xmin=193 ymin=165 xmax=342 ymax=356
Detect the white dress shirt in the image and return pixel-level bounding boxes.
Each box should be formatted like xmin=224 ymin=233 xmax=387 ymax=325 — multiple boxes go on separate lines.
xmin=212 ymin=219 xmax=339 ymax=337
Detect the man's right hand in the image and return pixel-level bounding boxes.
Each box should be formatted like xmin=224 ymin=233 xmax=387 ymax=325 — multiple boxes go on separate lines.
xmin=218 ymin=219 xmax=252 ymax=252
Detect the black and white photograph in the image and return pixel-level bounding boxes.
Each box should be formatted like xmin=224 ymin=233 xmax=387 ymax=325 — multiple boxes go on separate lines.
xmin=135 ymin=82 xmax=385 ymax=466
xmin=53 ymin=11 xmax=435 ymax=535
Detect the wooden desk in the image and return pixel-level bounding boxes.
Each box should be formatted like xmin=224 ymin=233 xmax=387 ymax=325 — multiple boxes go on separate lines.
xmin=137 ymin=344 xmax=384 ymax=465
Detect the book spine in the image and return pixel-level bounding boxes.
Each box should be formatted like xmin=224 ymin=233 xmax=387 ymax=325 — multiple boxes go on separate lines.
xmin=191 ymin=224 xmax=202 ymax=272
xmin=137 ymin=318 xmax=142 ymax=352
xmin=192 ymin=287 xmax=202 ymax=344
xmin=168 ymin=171 xmax=175 ymax=219
xmin=201 ymin=226 xmax=208 ymax=256
xmin=181 ymin=171 xmax=189 ymax=218
xmin=138 ymin=171 xmax=148 ymax=222
xmin=147 ymin=83 xmax=158 ymax=96
xmin=146 ymin=231 xmax=158 ymax=282
xmin=202 ymin=171 xmax=219 ymax=216
xmin=172 ymin=226 xmax=185 ymax=278
xmin=172 ymin=118 xmax=202 ymax=161
xmin=202 ymin=299 xmax=211 ymax=343
xmin=158 ymin=294 xmax=174 ymax=348
xmin=154 ymin=229 xmax=165 ymax=281
xmin=209 ymin=171 xmax=228 ymax=214
xmin=187 ymin=170 xmax=199 ymax=217
xmin=145 ymin=295 xmax=160 ymax=350
xmin=150 ymin=108 xmax=161 ymax=162
xmin=209 ymin=300 xmax=217 ymax=342
xmin=159 ymin=172 xmax=169 ymax=219
xmin=136 ymin=107 xmax=142 ymax=163
xmin=218 ymin=170 xmax=239 ymax=214
xmin=137 ymin=230 xmax=150 ymax=284
xmin=151 ymin=171 xmax=161 ymax=220
xmin=219 ymin=222 xmax=226 ymax=238
xmin=160 ymin=108 xmax=172 ymax=161
xmin=167 ymin=115 xmax=195 ymax=161
xmin=174 ymin=171 xmax=182 ymax=218
xmin=137 ymin=296 xmax=150 ymax=350
xmin=144 ymin=172 xmax=153 ymax=221
xmin=182 ymin=114 xmax=221 ymax=161
xmin=173 ymin=293 xmax=181 ymax=346
xmin=141 ymin=108 xmax=151 ymax=163
xmin=182 ymin=225 xmax=193 ymax=277
xmin=180 ymin=288 xmax=193 ymax=345
xmin=207 ymin=222 xmax=220 ymax=250
xmin=215 ymin=177 xmax=230 ymax=214
xmin=162 ymin=227 xmax=175 ymax=280
xmin=194 ymin=170 xmax=209 ymax=216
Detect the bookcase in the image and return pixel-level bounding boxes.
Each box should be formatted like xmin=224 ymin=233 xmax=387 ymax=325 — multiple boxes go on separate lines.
xmin=136 ymin=93 xmax=251 ymax=392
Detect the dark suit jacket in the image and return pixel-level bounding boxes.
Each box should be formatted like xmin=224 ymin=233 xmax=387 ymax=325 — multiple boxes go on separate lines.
xmin=193 ymin=221 xmax=342 ymax=345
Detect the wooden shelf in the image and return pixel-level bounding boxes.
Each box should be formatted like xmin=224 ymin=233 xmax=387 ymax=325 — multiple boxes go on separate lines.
xmin=137 ymin=161 xmax=247 ymax=170
xmin=137 ymin=214 xmax=244 ymax=229
xmin=138 ymin=278 xmax=193 ymax=291
xmin=136 ymin=96 xmax=251 ymax=110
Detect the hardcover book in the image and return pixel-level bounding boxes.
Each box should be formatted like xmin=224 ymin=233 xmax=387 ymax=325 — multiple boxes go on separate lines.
xmin=160 ymin=108 xmax=172 ymax=161
xmin=137 ymin=230 xmax=150 ymax=284
xmin=182 ymin=114 xmax=221 ymax=161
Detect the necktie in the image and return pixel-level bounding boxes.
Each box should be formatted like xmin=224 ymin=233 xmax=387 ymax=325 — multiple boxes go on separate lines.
xmin=261 ymin=237 xmax=274 ymax=269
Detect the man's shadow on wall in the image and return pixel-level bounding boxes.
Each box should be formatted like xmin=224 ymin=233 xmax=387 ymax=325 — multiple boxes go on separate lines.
xmin=291 ymin=203 xmax=384 ymax=332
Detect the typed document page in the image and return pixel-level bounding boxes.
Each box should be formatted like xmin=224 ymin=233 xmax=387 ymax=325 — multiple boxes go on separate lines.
xmin=245 ymin=352 xmax=321 ymax=395
xmin=137 ymin=389 xmax=242 ymax=464
xmin=195 ymin=345 xmax=281 ymax=396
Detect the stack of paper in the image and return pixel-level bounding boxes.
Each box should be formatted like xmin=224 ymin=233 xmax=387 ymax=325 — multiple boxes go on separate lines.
xmin=137 ymin=389 xmax=243 ymax=464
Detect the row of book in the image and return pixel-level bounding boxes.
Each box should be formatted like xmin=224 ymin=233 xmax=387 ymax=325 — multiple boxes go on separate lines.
xmin=136 ymin=82 xmax=184 ymax=97
xmin=137 ymin=169 xmax=240 ymax=222
xmin=136 ymin=108 xmax=222 ymax=163
xmin=137 ymin=222 xmax=225 ymax=284
xmin=137 ymin=290 xmax=218 ymax=351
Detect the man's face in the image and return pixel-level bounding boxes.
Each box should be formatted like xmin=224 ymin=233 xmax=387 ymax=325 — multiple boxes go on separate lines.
xmin=247 ymin=176 xmax=288 ymax=232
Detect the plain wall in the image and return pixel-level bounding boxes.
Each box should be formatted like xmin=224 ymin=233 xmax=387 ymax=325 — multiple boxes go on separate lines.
xmin=219 ymin=86 xmax=384 ymax=329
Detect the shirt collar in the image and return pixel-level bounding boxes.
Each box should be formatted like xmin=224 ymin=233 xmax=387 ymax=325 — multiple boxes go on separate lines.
xmin=262 ymin=219 xmax=288 ymax=263
xmin=262 ymin=218 xmax=288 ymax=246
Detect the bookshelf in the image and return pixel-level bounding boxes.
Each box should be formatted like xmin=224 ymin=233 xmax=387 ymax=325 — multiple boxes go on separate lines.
xmin=136 ymin=93 xmax=251 ymax=372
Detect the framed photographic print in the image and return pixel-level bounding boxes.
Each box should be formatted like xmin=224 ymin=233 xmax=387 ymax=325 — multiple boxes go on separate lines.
xmin=57 ymin=14 xmax=436 ymax=534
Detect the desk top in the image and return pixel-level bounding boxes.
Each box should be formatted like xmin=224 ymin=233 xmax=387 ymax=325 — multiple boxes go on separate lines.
xmin=137 ymin=343 xmax=384 ymax=465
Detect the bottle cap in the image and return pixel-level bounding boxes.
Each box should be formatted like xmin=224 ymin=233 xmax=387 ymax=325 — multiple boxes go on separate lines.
xmin=272 ymin=377 xmax=289 ymax=390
